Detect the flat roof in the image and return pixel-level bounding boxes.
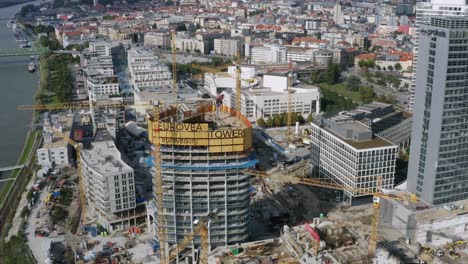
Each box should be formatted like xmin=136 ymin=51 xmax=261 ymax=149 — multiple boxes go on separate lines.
xmin=344 ymin=136 xmax=393 ymax=149
xmin=81 ymin=130 xmax=133 ymax=175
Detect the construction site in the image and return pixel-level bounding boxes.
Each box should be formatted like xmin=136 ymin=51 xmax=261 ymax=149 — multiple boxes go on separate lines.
xmin=6 ymin=30 xmax=468 ymax=264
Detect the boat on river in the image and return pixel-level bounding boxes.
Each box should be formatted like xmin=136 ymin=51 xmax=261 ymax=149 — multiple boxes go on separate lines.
xmin=28 ymin=62 xmax=35 ymax=72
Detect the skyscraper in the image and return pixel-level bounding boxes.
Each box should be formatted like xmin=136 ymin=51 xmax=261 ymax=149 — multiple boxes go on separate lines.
xmin=408 ymin=0 xmax=468 ymax=112
xmin=407 ymin=16 xmax=468 ymax=204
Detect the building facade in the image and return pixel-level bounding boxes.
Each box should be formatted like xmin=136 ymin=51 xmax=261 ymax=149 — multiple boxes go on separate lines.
xmin=408 ymin=16 xmax=468 ymax=204
xmin=86 ymin=75 xmax=119 ymax=101
xmin=310 ymin=118 xmax=398 ymax=203
xmin=127 ymin=48 xmax=172 ymax=89
xmin=144 ymin=30 xmax=171 ymax=49
xmin=408 ymin=0 xmax=468 ymax=111
xmin=247 ymin=44 xmax=287 ymax=64
xmin=147 ymin=106 xmax=257 ymax=249
xmin=213 ymin=38 xmax=243 ymax=57
xmin=80 ymin=130 xmax=136 ymax=231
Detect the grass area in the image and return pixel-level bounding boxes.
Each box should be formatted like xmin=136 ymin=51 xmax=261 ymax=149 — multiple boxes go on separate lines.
xmin=0 ymin=130 xmax=39 ymax=207
xmin=0 ymin=234 xmax=36 ymax=264
xmin=35 ymin=54 xmax=76 ymax=105
xmin=319 ymin=82 xmax=362 ymax=103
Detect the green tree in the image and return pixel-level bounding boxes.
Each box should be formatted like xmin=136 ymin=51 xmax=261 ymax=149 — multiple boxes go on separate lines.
xmin=176 ymin=23 xmax=187 ymax=31
xmin=394 ymin=63 xmax=402 ymax=71
xmin=257 ymin=117 xmax=267 ymax=127
xmin=376 ymin=65 xmax=381 ymax=71
xmin=39 ymin=35 xmax=50 ymax=47
xmin=388 ymin=65 xmax=394 ymax=71
xmin=310 ymin=70 xmax=321 ymax=84
xmin=359 ymin=86 xmax=375 ymax=103
xmin=324 ymin=63 xmax=341 ymax=84
xmin=307 ymin=114 xmax=314 ymax=123
xmin=346 ymin=76 xmax=361 ymax=91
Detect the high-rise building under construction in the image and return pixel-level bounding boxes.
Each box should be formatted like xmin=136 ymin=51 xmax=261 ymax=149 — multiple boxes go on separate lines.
xmin=147 ymin=105 xmax=257 ymax=250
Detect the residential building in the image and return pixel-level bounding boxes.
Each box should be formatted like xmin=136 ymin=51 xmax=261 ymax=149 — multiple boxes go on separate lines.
xmin=213 ymin=37 xmax=244 ymax=57
xmin=87 ymin=75 xmax=119 ymax=101
xmin=247 ymin=43 xmax=287 ymax=64
xmin=88 ymin=41 xmax=111 ymax=56
xmin=144 ymin=30 xmax=171 ymax=49
xmin=333 ymin=3 xmax=344 ymax=26
xmin=81 ymin=129 xmax=137 ymax=231
xmin=36 ymin=113 xmax=73 ymax=168
xmin=408 ymin=16 xmax=468 ymax=205
xmin=310 ymin=116 xmax=398 ymax=203
xmin=127 ymin=47 xmax=172 ymax=89
xmin=408 ymin=0 xmax=468 ymax=111
xmin=175 ymin=35 xmax=207 ymax=54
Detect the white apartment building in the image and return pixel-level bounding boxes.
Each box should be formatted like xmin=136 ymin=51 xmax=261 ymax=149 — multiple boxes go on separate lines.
xmin=88 ymin=41 xmax=111 ymax=56
xmin=310 ymin=118 xmax=398 ymax=203
xmin=80 ymin=130 xmax=136 ymax=231
xmin=175 ymin=36 xmax=207 ymax=53
xmin=247 ymin=43 xmax=287 ymax=64
xmin=144 ymin=30 xmax=171 ymax=49
xmin=286 ymin=46 xmax=315 ymax=62
xmin=213 ymin=38 xmax=243 ymax=57
xmin=87 ymin=75 xmax=119 ymax=101
xmin=127 ymin=47 xmax=172 ymax=89
xmin=36 ymin=114 xmax=73 ymax=167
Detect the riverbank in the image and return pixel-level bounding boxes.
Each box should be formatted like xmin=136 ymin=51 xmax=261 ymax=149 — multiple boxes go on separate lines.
xmin=0 ymin=129 xmax=40 ymax=206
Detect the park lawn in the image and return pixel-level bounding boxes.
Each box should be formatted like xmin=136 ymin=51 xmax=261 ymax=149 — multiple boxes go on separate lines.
xmin=320 ymin=82 xmax=363 ymax=103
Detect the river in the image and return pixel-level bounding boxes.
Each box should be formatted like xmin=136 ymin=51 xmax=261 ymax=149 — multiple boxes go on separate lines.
xmin=0 ymin=1 xmax=42 ymax=190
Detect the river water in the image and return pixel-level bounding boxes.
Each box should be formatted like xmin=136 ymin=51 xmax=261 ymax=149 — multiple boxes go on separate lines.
xmin=0 ymin=2 xmax=41 ymax=189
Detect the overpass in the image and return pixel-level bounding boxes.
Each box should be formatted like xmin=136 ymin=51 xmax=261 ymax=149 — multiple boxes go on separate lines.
xmin=0 ymin=165 xmax=24 ymax=172
xmin=0 ymin=47 xmax=49 ymax=57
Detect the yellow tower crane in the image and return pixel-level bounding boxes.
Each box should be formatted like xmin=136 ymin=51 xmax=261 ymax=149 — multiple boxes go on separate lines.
xmin=171 ymin=31 xmax=177 ymax=98
xmin=192 ymin=53 xmax=244 ymax=115
xmin=166 ymin=209 xmax=219 ymax=264
xmin=243 ymin=169 xmax=418 ymax=260
xmin=235 ymin=52 xmax=242 ymax=113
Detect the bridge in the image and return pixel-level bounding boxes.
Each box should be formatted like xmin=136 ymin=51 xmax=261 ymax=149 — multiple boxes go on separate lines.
xmin=0 ymin=165 xmax=24 ymax=172
xmin=0 ymin=46 xmax=49 ymax=57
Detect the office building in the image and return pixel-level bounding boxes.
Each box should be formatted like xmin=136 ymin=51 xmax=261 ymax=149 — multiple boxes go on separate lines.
xmin=310 ymin=116 xmax=398 ymax=203
xmin=147 ymin=105 xmax=257 ymax=249
xmin=408 ymin=0 xmax=468 ymax=111
xmin=408 ymin=16 xmax=468 ymax=204
xmin=86 ymin=75 xmax=119 ymax=101
xmin=80 ymin=130 xmax=137 ymax=231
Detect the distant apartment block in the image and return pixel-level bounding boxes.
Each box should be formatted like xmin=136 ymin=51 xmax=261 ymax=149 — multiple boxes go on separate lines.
xmin=88 ymin=41 xmax=111 ymax=56
xmin=213 ymin=37 xmax=244 ymax=57
xmin=246 ymin=43 xmax=287 ymax=64
xmin=127 ymin=47 xmax=172 ymax=89
xmin=87 ymin=75 xmax=119 ymax=101
xmin=144 ymin=30 xmax=171 ymax=49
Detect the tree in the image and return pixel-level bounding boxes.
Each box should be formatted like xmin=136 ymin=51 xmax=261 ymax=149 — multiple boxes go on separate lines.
xmin=176 ymin=23 xmax=187 ymax=31
xmin=371 ymin=45 xmax=383 ymax=52
xmin=307 ymin=114 xmax=314 ymax=123
xmin=394 ymin=63 xmax=402 ymax=72
xmin=376 ymin=65 xmax=381 ymax=71
xmin=346 ymin=76 xmax=361 ymax=91
xmin=257 ymin=118 xmax=267 ymax=127
xmin=39 ymin=35 xmax=50 ymax=47
xmin=324 ymin=63 xmax=341 ymax=84
xmin=359 ymin=86 xmax=375 ymax=103
xmin=382 ymin=66 xmax=387 ymax=71
xmin=310 ymin=70 xmax=321 ymax=84
xmin=388 ymin=65 xmax=394 ymax=71
xmin=403 ymin=82 xmax=410 ymax=90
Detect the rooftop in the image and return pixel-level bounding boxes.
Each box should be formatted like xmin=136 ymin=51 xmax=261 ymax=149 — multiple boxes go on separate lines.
xmin=80 ymin=130 xmax=133 ymax=175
